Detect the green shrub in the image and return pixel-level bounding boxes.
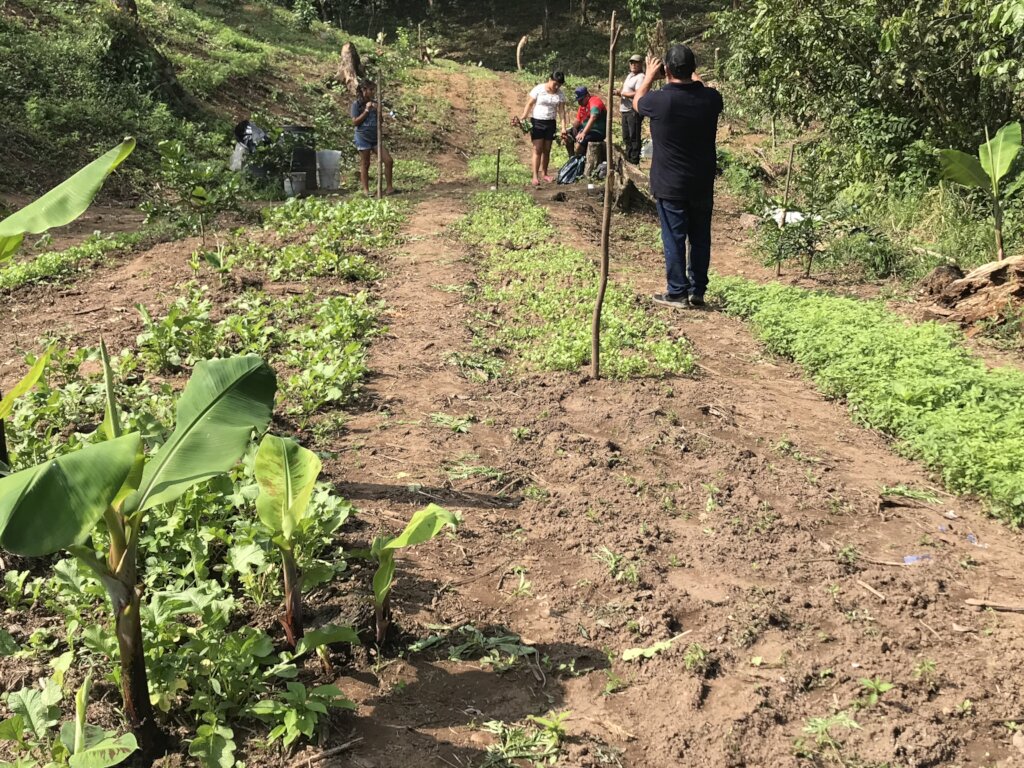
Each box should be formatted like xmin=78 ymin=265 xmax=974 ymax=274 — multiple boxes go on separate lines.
xmin=711 ymin=276 xmax=1024 ymax=524
xmin=821 ymin=231 xmax=913 ymax=279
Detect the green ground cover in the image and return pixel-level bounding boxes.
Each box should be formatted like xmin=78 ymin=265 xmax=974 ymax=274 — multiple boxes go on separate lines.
xmin=712 ymin=276 xmax=1024 ymax=524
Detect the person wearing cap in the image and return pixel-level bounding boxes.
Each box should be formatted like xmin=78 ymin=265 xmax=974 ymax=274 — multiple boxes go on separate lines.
xmin=614 ymin=55 xmax=646 ymax=164
xmin=562 ymin=86 xmax=607 ymax=157
xmin=634 ymin=44 xmax=723 ymax=308
xmin=518 ymin=70 xmax=569 ymax=186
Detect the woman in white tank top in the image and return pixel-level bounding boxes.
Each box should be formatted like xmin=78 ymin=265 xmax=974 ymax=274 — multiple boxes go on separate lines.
xmin=516 ymin=70 xmax=568 ymax=186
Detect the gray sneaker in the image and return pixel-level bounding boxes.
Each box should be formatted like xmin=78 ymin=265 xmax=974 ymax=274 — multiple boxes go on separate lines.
xmin=653 ymin=292 xmax=688 ymax=308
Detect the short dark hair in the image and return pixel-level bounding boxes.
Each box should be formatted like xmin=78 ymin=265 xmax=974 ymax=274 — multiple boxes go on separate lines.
xmin=358 ymin=78 xmax=376 ymax=93
xmin=664 ymin=44 xmax=696 ymax=79
xmin=550 ymin=70 xmax=565 ymax=85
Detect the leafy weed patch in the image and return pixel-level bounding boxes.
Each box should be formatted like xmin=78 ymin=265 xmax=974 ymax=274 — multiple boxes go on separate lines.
xmin=457 ymin=190 xmax=694 ymax=379
xmin=712 ymin=276 xmax=1024 ymax=523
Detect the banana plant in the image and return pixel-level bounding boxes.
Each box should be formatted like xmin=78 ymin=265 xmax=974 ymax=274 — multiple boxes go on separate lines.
xmin=0 ymin=139 xmax=136 ymax=263
xmin=0 ymin=347 xmax=276 ymax=755
xmin=939 ymin=121 xmax=1023 ymax=260
xmin=370 ymin=504 xmax=458 ymax=644
xmin=0 ymin=346 xmax=52 ymax=472
xmin=253 ymin=434 xmax=322 ymax=648
xmin=63 ymin=674 xmax=139 ymax=768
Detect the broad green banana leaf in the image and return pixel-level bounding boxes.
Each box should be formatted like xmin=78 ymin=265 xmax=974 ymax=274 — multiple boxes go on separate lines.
xmin=938 ymin=149 xmax=990 ymax=190
xmin=0 ymin=434 xmax=142 ymax=556
xmin=373 ymin=504 xmax=457 ymax=608
xmin=0 ymin=347 xmax=51 ymax=421
xmin=68 ymin=734 xmax=138 ymax=768
xmin=132 ymin=355 xmax=276 ymax=512
xmin=0 ymin=139 xmax=136 ymax=262
xmin=979 ymin=122 xmax=1022 ymax=187
xmin=254 ymin=434 xmax=321 ymax=542
xmin=381 ymin=503 xmax=458 ymax=551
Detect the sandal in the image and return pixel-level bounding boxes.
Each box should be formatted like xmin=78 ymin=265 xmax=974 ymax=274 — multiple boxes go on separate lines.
xmin=530 ymin=178 xmax=540 ymax=187
xmin=542 ymin=175 xmax=553 ymax=183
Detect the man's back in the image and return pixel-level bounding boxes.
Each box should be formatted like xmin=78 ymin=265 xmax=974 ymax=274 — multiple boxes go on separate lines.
xmin=638 ymin=82 xmax=722 ymax=203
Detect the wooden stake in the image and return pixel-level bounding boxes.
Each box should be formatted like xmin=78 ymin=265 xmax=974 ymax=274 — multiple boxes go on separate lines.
xmin=774 ymin=143 xmax=796 ymax=277
xmin=0 ymin=387 xmax=9 ymax=468
xmin=495 ymin=147 xmax=501 ymax=189
xmin=591 ymin=11 xmax=621 ymax=380
xmin=376 ymin=71 xmax=384 ymax=200
xmin=516 ymin=35 xmax=528 ymax=71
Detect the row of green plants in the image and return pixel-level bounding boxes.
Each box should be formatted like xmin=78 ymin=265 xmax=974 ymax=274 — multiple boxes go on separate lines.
xmin=0 ymin=226 xmax=173 ymax=294
xmin=456 ymin=189 xmax=694 ymax=379
xmin=710 ymin=275 xmax=1024 ymax=524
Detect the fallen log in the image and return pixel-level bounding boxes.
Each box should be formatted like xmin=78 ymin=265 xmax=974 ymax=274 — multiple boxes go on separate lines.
xmin=928 ymin=254 xmax=1024 ymax=325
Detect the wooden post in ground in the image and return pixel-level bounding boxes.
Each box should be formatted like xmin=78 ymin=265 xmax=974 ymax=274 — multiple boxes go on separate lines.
xmin=376 ymin=73 xmax=384 ymax=200
xmin=0 ymin=388 xmax=9 ymax=468
xmin=591 ymin=11 xmax=621 ymax=380
xmin=495 ymin=147 xmax=501 ymax=189
xmin=516 ymin=35 xmax=528 ymax=71
xmin=775 ymin=143 xmax=796 ymax=277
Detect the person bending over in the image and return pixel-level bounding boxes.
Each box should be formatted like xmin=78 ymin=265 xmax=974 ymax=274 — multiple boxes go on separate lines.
xmin=634 ymin=45 xmax=722 ymax=308
xmin=563 ymin=86 xmax=607 ymax=157
xmin=518 ymin=70 xmax=568 ymax=186
xmin=351 ymin=79 xmax=394 ymax=195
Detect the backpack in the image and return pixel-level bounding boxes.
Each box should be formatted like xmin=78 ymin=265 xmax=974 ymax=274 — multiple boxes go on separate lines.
xmin=557 ymin=154 xmax=586 ymax=184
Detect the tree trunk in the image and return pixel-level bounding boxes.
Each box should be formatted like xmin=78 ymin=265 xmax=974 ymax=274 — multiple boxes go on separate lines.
xmin=584 ymin=141 xmax=605 ymax=177
xmin=516 ymin=36 xmax=528 ymax=71
xmin=280 ymin=549 xmax=304 ymax=649
xmin=111 ymin=583 xmax=163 ymax=758
xmin=649 ymin=18 xmax=668 ymax=57
xmin=110 ymin=0 xmax=138 ymax=19
xmin=375 ymin=594 xmax=391 ymax=645
xmin=338 ymin=42 xmax=366 ymax=96
xmin=995 ymin=199 xmax=1006 ymax=261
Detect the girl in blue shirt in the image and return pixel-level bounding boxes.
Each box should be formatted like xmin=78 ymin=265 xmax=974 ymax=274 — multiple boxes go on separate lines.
xmin=351 ymin=79 xmax=394 ymax=195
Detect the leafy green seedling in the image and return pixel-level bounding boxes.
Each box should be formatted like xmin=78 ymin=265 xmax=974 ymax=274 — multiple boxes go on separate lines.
xmin=370 ymin=504 xmax=458 ymax=644
xmin=858 ymin=677 xmax=894 ymax=707
xmin=246 ymin=682 xmax=355 ymax=747
xmin=0 ymin=348 xmax=275 ymax=752
xmin=253 ymin=434 xmax=322 ymax=648
xmin=939 ymin=121 xmax=1022 ymax=260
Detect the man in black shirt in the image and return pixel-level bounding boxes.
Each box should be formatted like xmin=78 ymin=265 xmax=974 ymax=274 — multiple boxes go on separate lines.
xmin=634 ymin=44 xmax=723 ymax=308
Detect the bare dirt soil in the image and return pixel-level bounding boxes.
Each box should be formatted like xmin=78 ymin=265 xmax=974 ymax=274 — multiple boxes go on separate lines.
xmin=3 ymin=68 xmax=1024 ymax=768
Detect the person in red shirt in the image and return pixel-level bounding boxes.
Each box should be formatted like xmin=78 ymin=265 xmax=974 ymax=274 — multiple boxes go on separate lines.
xmin=562 ymin=86 xmax=607 ymax=157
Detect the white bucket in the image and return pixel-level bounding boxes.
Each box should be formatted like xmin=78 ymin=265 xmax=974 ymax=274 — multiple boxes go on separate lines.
xmin=317 ymin=150 xmax=342 ymax=190
xmin=283 ymin=172 xmax=307 ymax=198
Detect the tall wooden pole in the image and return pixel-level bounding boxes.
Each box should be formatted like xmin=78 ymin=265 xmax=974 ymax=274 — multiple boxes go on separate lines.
xmin=591 ymin=12 xmax=621 ymax=380
xmin=495 ymin=147 xmax=501 ymax=189
xmin=775 ymin=143 xmax=796 ymax=277
xmin=0 ymin=388 xmax=9 ymax=468
xmin=376 ymin=70 xmax=384 ymax=200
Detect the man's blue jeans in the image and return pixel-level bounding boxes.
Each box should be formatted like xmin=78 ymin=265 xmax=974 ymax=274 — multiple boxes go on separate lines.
xmin=656 ymin=197 xmax=713 ymax=298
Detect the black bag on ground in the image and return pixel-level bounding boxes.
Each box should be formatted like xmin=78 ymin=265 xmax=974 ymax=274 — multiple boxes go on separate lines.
xmin=557 ymin=154 xmax=586 ymax=184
